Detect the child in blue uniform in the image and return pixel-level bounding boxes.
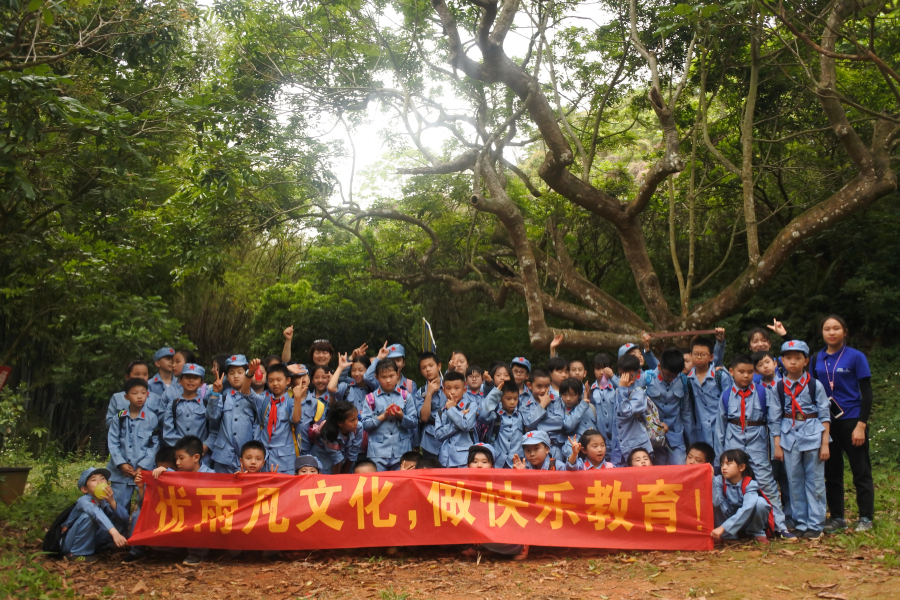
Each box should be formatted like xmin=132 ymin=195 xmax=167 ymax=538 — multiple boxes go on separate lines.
xmin=685 ymin=337 xmax=732 ymax=447
xmin=773 ymin=340 xmax=831 ymax=538
xmin=162 ymin=363 xmax=213 ymax=458
xmin=753 ymin=349 xmax=793 ymax=529
xmin=566 ymin=429 xmax=615 ymax=470
xmin=434 ymin=371 xmax=477 ymax=467
xmin=207 ymin=355 xmax=260 ymax=474
xmin=627 ymin=448 xmax=653 ymax=466
xmin=686 ymin=441 xmax=714 ymax=465
xmin=299 ymin=365 xmax=331 ymax=453
xmin=715 ymin=354 xmax=794 ymax=540
xmin=615 ymin=354 xmax=652 ymax=462
xmin=148 ymin=347 xmax=176 ymax=397
xmin=252 ymin=363 xmax=306 ymax=474
xmin=107 ymin=378 xmax=159 ymax=513
xmin=125 ymin=446 xmax=175 ymax=561
xmin=61 ymin=468 xmax=129 ymax=562
xmin=512 ymin=430 xmax=564 ymax=470
xmin=644 ymin=347 xmax=692 ymax=465
xmin=712 ymin=449 xmax=772 ymax=545
xmin=416 ymin=351 xmax=445 ymax=458
xmin=162 ymin=350 xmax=205 ymax=405
xmin=478 ymin=381 xmax=526 ymax=468
xmin=547 ymin=357 xmax=568 ymax=398
xmin=522 ymin=368 xmax=564 ymax=460
xmin=310 ymin=400 xmax=363 ymax=474
xmin=238 ymin=440 xmax=267 ymax=473
xmin=329 ymin=354 xmax=371 ymax=417
xmin=365 ymin=342 xmax=418 ymax=396
xmin=590 ymin=353 xmax=621 ymax=466
xmin=106 ymin=360 xmax=166 ymax=427
xmin=559 ymin=378 xmax=595 ymax=458
xmin=509 ymin=357 xmax=534 ymax=407
xmin=464 ymin=366 xmax=486 ymax=411
xmin=361 ymin=358 xmax=418 ymax=471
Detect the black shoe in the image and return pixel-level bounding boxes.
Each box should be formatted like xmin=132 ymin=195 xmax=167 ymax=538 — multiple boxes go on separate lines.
xmin=122 ymin=553 xmax=143 ymax=563
xmin=823 ymin=517 xmax=847 ymax=533
xmin=802 ymin=529 xmax=822 ymax=539
xmin=854 ymin=517 xmax=874 ymax=532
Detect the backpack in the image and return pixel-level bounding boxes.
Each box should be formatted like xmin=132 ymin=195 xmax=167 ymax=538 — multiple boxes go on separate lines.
xmin=306 ymin=398 xmax=328 ymax=445
xmin=728 ymin=476 xmax=776 ymax=539
xmin=644 ymin=398 xmax=668 ymax=449
xmin=721 ymin=383 xmax=766 ymax=417
xmin=42 ymin=503 xmax=77 ymax=558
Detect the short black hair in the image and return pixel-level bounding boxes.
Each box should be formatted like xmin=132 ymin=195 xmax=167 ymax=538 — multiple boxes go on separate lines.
xmin=375 ymin=358 xmax=399 ymax=375
xmin=568 ymin=358 xmax=586 ymax=371
xmin=558 ymin=378 xmax=583 ymax=397
xmin=691 ymin=336 xmax=716 ymax=355
xmin=262 ymin=354 xmax=282 ymax=366
xmin=467 ymin=446 xmax=494 ymax=467
xmin=547 ymin=357 xmax=568 ymax=373
xmin=750 ymin=350 xmax=774 ymax=367
xmin=155 ymin=446 xmax=176 ymax=467
xmin=579 ymin=429 xmax=606 ymax=451
xmin=747 ymin=327 xmax=770 ymax=346
xmin=266 ymin=363 xmax=291 ymax=379
xmin=465 ymin=365 xmax=484 ymax=377
xmin=444 ymin=370 xmax=465 ymax=383
xmin=450 ymin=350 xmax=468 ymax=361
xmin=627 ymin=447 xmax=652 ymax=466
xmin=125 ymin=360 xmax=150 ymax=377
xmin=354 ymin=458 xmax=377 ymax=472
xmin=592 ymin=353 xmax=612 ymax=370
xmin=530 ymin=368 xmax=550 ymax=382
xmin=687 ymin=441 xmax=714 ymax=464
xmin=488 ymin=360 xmax=506 ymax=375
xmin=416 ymin=457 xmax=444 ymax=469
xmin=418 ymin=351 xmax=440 ymax=366
xmin=617 ymin=354 xmax=640 ymax=373
xmin=241 ymin=440 xmax=266 ymax=457
xmin=174 ymin=435 xmax=203 ymax=457
xmin=175 ymin=349 xmax=197 ymax=365
xmin=124 ymin=377 xmax=149 ymax=393
xmin=500 ymin=381 xmax=520 ymax=397
xmin=730 ymin=354 xmax=754 ymax=369
xmin=660 ymin=347 xmax=686 ymax=373
xmin=400 ymin=451 xmax=422 ymax=464
xmin=308 ymin=339 xmax=335 ymax=365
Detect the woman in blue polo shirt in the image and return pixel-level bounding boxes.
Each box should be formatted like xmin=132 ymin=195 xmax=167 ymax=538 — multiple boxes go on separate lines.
xmin=815 ymin=315 xmax=874 ymax=533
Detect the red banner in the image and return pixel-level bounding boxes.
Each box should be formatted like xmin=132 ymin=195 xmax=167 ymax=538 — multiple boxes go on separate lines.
xmin=130 ymin=465 xmax=714 ymax=551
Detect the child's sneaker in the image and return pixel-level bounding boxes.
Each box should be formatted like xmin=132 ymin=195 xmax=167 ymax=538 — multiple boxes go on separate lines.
xmin=67 ymin=554 xmax=99 ymax=563
xmin=823 ymin=517 xmax=847 ymax=533
xmin=777 ymin=530 xmax=799 ymax=543
xmin=854 ymin=517 xmax=873 ymax=532
xmin=802 ymin=530 xmax=822 ymax=539
xmin=183 ymin=554 xmax=203 ymax=565
xmin=513 ymin=545 xmax=529 ymax=561
xmin=753 ymin=535 xmax=770 ymax=545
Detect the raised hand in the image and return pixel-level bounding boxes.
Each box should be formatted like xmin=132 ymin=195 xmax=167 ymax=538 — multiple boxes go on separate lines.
xmin=351 ymin=343 xmax=369 ymax=359
xmin=337 ymin=352 xmax=351 ymax=370
xmin=714 ymin=327 xmax=726 ymax=342
xmin=444 ymin=397 xmax=455 ymax=410
xmin=619 ymin=372 xmax=634 ymax=388
xmin=152 ymin=466 xmax=167 ymax=479
xmin=641 ymin=331 xmax=652 ymax=350
xmin=550 ymin=333 xmax=564 ymax=350
xmin=283 ymin=325 xmax=294 ymax=340
xmin=482 ymin=371 xmax=492 ymax=384
xmin=270 ymin=464 xmax=279 ymax=473
xmin=212 ymin=376 xmax=223 ymax=394
xmin=377 ymin=341 xmax=390 ymax=360
xmin=512 ymin=454 xmax=526 ymax=470
xmin=767 ymin=319 xmax=787 ymax=337
xmin=293 ymin=384 xmax=308 ymax=400
xmin=602 ymin=367 xmax=615 ymax=380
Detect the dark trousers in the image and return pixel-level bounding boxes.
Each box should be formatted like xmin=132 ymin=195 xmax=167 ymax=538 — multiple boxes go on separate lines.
xmin=824 ymin=418 xmax=875 ymax=520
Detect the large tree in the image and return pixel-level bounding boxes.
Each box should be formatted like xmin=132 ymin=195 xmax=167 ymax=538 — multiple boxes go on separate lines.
xmin=218 ymin=0 xmax=898 ymax=350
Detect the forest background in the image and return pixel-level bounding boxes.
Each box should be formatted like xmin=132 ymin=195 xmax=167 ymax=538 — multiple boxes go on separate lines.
xmin=1 ymin=0 xmax=899 ymax=465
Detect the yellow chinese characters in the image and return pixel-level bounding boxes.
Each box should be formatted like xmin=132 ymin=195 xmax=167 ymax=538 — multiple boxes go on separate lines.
xmin=638 ymin=479 xmax=683 ymax=533
xmin=155 ymin=486 xmax=191 ymax=533
xmin=585 ymin=480 xmax=633 ymax=531
xmin=480 ymin=481 xmax=528 ymax=528
xmin=535 ymin=482 xmax=580 ymax=530
xmin=242 ymin=488 xmax=290 ymax=534
xmin=349 ymin=476 xmax=396 ymax=529
xmin=427 ymin=481 xmax=475 ymax=527
xmin=194 ymin=488 xmax=241 ymax=534
xmin=297 ymin=480 xmax=344 ymax=532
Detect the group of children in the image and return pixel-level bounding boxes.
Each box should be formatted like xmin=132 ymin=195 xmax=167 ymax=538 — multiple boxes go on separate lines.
xmin=59 ymin=321 xmax=837 ymax=563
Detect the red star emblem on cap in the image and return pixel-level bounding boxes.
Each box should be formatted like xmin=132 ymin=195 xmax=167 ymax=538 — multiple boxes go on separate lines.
xmin=168 ymin=348 xmax=173 ymax=352
xmin=230 ymin=355 xmax=237 ymax=361
xmin=526 ymin=431 xmax=534 ymax=438
xmin=789 ymin=341 xmax=795 ymax=347
xmin=188 ymin=365 xmax=195 ymax=370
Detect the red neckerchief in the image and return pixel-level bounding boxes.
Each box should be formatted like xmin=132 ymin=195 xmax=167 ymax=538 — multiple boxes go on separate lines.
xmin=266 ymin=393 xmax=285 ymax=440
xmin=784 ymin=373 xmax=809 ymax=425
xmin=734 ymin=387 xmax=753 ymax=431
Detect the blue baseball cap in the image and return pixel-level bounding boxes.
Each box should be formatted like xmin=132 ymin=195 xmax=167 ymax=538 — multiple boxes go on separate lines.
xmin=77 ymin=467 xmax=111 ymax=489
xmin=225 ymin=354 xmax=249 ymax=368
xmin=386 ymin=344 xmax=405 ymax=358
xmin=618 ymin=343 xmax=638 ymax=358
xmin=510 ymin=357 xmax=531 ymax=372
xmin=469 ymin=443 xmax=496 ymax=462
xmin=781 ymin=340 xmax=810 ymax=356
xmin=179 ymin=363 xmax=205 ymax=378
xmin=522 ymin=430 xmax=551 ymax=447
xmin=153 ymin=347 xmax=176 ymax=362
xmin=294 ymin=455 xmax=323 ymax=473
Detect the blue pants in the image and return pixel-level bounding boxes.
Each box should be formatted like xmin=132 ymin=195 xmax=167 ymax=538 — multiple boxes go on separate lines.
xmin=771 ymin=458 xmax=793 ymax=525
xmin=370 ymin=457 xmax=401 ymax=471
xmin=61 ymin=512 xmax=114 ymax=557
xmin=656 ymin=445 xmax=686 ymax=466
xmin=741 ymin=442 xmax=788 ymax=531
xmin=111 ymin=481 xmax=136 ymax=513
xmin=716 ymin=497 xmax=771 ymax=538
xmin=784 ymin=447 xmax=826 ymax=532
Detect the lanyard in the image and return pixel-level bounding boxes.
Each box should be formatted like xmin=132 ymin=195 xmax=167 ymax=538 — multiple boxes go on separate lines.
xmin=824 ymin=346 xmax=846 ymax=392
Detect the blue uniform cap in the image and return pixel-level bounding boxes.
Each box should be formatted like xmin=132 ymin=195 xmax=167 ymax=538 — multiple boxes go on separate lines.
xmin=521 ymin=430 xmax=551 ymax=447
xmin=294 ymin=455 xmax=323 ymax=473
xmin=386 ymin=344 xmax=405 ymax=358
xmin=179 ymin=363 xmax=205 ymax=378
xmin=77 ymin=467 xmax=112 ymax=489
xmin=510 ymin=357 xmax=531 ymax=372
xmin=469 ymin=443 xmax=496 ymax=462
xmin=781 ymin=340 xmax=810 ymax=356
xmin=153 ymin=347 xmax=176 ymax=362
xmin=618 ymin=343 xmax=637 ymax=358
xmin=225 ymin=354 xmax=249 ymax=368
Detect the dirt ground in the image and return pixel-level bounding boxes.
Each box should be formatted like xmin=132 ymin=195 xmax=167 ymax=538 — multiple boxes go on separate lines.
xmin=40 ymin=542 xmax=900 ymax=600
